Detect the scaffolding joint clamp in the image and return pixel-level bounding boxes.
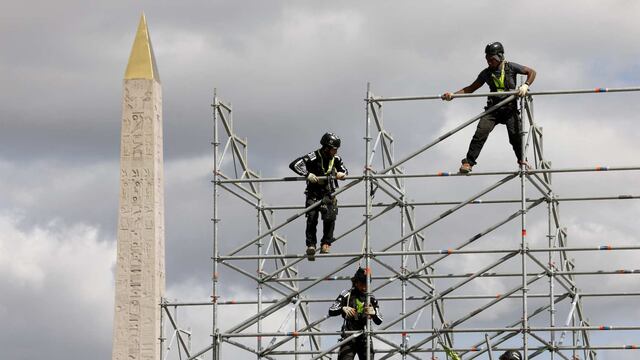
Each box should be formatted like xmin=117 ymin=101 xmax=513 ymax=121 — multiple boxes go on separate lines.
xmin=546 ymin=267 xmax=555 ymax=276
xmin=212 ymin=330 xmax=222 ymax=344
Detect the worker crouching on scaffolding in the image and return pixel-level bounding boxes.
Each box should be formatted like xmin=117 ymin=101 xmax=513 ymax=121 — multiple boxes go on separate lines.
xmin=329 ymin=267 xmax=383 ymax=360
xmin=289 ymin=132 xmax=348 ymax=260
xmin=442 ymin=41 xmax=537 ymax=174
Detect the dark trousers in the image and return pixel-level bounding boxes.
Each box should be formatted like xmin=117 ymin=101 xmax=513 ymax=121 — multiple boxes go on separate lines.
xmin=305 ymin=194 xmax=337 ymax=247
xmin=465 ymin=108 xmax=523 ymax=165
xmin=337 ymin=339 xmax=374 ymax=360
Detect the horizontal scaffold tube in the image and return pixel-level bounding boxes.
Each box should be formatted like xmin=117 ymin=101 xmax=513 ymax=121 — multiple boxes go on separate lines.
xmin=215 ymin=165 xmax=640 ymax=184
xmin=262 ymin=194 xmax=640 ymax=210
xmin=256 ymin=345 xmax=640 ymax=355
xmin=217 ymin=245 xmax=640 ymax=261
xmin=370 ymin=165 xmax=640 ymax=179
xmin=219 ymin=325 xmax=640 ymax=338
xmin=368 ymin=86 xmax=640 ymax=103
xmin=262 ymin=269 xmax=640 ymax=282
xmin=162 ymin=291 xmax=640 ymax=307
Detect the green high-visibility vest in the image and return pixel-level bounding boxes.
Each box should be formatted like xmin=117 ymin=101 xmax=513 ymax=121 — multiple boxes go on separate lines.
xmin=354 ymin=297 xmax=365 ymax=314
xmin=318 ymin=151 xmax=335 ymax=175
xmin=491 ymin=61 xmax=506 ymax=92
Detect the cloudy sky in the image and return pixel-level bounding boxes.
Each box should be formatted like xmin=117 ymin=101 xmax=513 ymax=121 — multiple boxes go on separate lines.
xmin=1 ymin=1 xmax=640 ymax=359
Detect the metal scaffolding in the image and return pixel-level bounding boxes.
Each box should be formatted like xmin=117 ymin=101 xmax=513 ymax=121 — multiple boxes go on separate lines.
xmin=161 ymin=85 xmax=640 ymax=360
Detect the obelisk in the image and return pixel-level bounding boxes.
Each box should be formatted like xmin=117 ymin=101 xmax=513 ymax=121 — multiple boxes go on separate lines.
xmin=112 ymin=14 xmax=165 ymax=360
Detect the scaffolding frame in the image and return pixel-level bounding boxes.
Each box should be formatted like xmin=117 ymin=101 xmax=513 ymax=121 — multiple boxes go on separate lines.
xmin=160 ymin=85 xmax=640 ymax=360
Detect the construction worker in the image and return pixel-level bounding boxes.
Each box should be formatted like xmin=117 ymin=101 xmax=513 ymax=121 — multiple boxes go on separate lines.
xmin=329 ymin=267 xmax=383 ymax=360
xmin=442 ymin=42 xmax=537 ymax=173
xmin=289 ymin=133 xmax=348 ymax=259
xmin=499 ymin=350 xmax=522 ymax=360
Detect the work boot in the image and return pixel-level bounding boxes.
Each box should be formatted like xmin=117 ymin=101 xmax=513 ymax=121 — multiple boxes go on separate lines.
xmin=459 ymin=161 xmax=473 ymax=174
xmin=306 ymin=246 xmax=316 ymax=261
xmin=320 ymin=244 xmax=331 ymax=254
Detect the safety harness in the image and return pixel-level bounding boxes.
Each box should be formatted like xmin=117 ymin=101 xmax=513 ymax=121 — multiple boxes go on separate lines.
xmin=317 ymin=150 xmax=335 ymax=175
xmin=491 ymin=60 xmax=507 ymax=92
xmin=341 ymin=290 xmax=367 ymax=335
xmin=435 ymin=328 xmax=461 ymax=360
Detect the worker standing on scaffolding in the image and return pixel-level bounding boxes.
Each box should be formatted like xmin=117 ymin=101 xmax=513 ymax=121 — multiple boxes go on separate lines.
xmin=329 ymin=267 xmax=383 ymax=359
xmin=442 ymin=42 xmax=536 ymax=173
xmin=289 ymin=132 xmax=348 ymax=260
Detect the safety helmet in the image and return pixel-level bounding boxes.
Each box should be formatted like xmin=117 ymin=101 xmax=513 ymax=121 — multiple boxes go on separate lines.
xmin=499 ymin=350 xmax=522 ymax=360
xmin=351 ymin=267 xmax=368 ymax=284
xmin=485 ymin=42 xmax=505 ymax=57
xmin=320 ymin=132 xmax=341 ymax=149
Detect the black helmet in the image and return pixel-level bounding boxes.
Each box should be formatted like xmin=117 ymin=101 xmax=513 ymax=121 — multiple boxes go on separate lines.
xmin=351 ymin=267 xmax=367 ymax=284
xmin=499 ymin=350 xmax=522 ymax=360
xmin=320 ymin=132 xmax=341 ymax=149
xmin=485 ymin=42 xmax=505 ymax=56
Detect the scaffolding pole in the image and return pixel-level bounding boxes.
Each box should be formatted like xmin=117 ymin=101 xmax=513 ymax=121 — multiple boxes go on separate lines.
xmin=365 ymin=82 xmax=373 ymax=360
xmin=211 ymin=91 xmax=221 ymax=360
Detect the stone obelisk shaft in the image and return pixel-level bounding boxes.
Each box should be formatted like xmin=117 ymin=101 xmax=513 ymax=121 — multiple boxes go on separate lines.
xmin=112 ymin=14 xmax=165 ymax=360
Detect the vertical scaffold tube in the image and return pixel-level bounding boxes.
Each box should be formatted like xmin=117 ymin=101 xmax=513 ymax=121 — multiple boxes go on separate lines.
xmin=400 ymin=198 xmax=407 ymax=360
xmin=160 ymin=298 xmax=165 ymax=360
xmin=542 ymin=125 xmax=557 ymax=360
xmin=548 ymin=206 xmax=557 ymax=360
xmin=365 ymin=83 xmax=373 ymax=360
xmin=572 ymin=312 xmax=577 ymax=360
xmin=257 ymin=196 xmax=263 ymax=359
xmin=212 ymin=91 xmax=220 ymax=360
xmin=520 ymin=96 xmax=530 ymax=359
xmin=294 ymin=305 xmax=299 ymax=360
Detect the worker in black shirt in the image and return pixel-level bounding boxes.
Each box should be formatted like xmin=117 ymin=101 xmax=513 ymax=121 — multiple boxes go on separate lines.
xmin=289 ymin=133 xmax=348 ymax=259
xmin=329 ymin=267 xmax=383 ymax=360
xmin=442 ymin=42 xmax=537 ymax=173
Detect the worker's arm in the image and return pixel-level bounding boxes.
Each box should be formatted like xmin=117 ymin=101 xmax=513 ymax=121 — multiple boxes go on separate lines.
xmin=517 ymin=65 xmax=537 ymax=96
xmin=289 ymin=152 xmax=314 ymax=176
xmin=366 ymin=295 xmax=383 ymax=325
xmin=442 ymin=78 xmax=484 ymax=101
xmin=328 ymin=289 xmax=350 ymax=317
xmin=334 ymin=155 xmax=348 ymax=180
xmin=522 ymin=65 xmax=536 ymax=86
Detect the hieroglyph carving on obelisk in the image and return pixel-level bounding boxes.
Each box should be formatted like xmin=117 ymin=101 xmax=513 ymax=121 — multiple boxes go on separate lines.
xmin=112 ymin=14 xmax=165 ymax=360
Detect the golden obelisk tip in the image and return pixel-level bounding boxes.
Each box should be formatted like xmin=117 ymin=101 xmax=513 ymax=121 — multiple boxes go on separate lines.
xmin=124 ymin=13 xmax=160 ymax=81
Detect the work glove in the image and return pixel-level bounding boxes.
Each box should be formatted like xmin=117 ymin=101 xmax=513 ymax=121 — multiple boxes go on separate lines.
xmin=336 ymin=172 xmax=346 ymax=180
xmin=517 ymin=84 xmax=529 ymax=97
xmin=441 ymin=92 xmax=454 ymax=101
xmin=307 ymin=173 xmax=319 ymax=183
xmin=343 ymin=306 xmax=357 ymax=319
xmin=364 ymin=306 xmax=376 ymax=316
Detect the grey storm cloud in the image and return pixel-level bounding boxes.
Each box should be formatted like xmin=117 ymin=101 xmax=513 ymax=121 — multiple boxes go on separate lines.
xmin=1 ymin=1 xmax=640 ymax=360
